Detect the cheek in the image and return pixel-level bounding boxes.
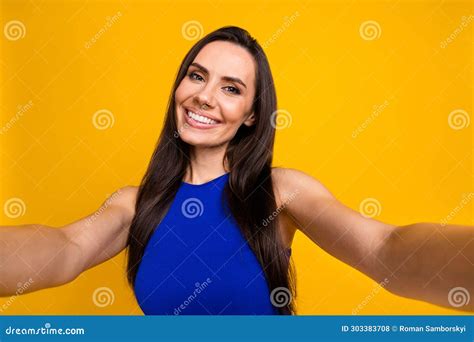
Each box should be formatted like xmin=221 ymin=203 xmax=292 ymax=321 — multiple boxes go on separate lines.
xmin=219 ymin=100 xmax=249 ymax=124
xmin=175 ymin=77 xmax=200 ymax=102
xmin=174 ymin=82 xmax=187 ymax=102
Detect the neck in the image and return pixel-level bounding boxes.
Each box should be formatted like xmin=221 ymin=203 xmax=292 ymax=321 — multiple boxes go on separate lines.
xmin=184 ymin=144 xmax=230 ymax=184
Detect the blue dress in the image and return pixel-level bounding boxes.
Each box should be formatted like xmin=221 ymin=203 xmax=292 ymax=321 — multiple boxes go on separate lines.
xmin=133 ymin=172 xmax=291 ymax=315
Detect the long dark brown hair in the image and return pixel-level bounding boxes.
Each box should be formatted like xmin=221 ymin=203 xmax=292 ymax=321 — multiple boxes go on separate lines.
xmin=126 ymin=26 xmax=296 ymax=314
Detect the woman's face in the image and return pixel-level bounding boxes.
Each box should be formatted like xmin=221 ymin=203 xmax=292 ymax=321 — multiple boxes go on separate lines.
xmin=174 ymin=40 xmax=257 ymax=148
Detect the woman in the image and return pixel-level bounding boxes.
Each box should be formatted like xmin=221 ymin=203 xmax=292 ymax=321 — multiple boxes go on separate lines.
xmin=0 ymin=26 xmax=472 ymax=315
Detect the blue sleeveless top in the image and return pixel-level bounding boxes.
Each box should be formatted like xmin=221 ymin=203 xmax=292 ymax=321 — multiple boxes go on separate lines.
xmin=134 ymin=172 xmax=291 ymax=315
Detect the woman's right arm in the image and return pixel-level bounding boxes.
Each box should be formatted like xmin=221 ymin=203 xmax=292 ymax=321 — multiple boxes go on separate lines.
xmin=0 ymin=186 xmax=138 ymax=296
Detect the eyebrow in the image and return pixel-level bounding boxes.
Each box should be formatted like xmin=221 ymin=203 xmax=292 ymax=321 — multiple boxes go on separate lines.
xmin=189 ymin=62 xmax=247 ymax=89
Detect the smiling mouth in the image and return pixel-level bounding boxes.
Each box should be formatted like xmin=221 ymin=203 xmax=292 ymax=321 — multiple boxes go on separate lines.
xmin=184 ymin=109 xmax=221 ymax=126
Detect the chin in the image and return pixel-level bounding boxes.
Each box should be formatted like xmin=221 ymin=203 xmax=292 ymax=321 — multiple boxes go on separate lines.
xmin=181 ymin=134 xmax=228 ymax=149
xmin=179 ymin=133 xmax=208 ymax=147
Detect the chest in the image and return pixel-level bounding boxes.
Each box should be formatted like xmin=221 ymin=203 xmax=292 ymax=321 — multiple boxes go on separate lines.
xmin=134 ymin=189 xmax=279 ymax=315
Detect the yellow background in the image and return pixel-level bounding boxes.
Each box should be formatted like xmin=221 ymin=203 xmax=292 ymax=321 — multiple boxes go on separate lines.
xmin=1 ymin=0 xmax=472 ymax=315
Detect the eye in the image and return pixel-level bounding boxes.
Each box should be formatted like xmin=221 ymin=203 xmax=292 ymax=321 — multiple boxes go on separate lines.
xmin=223 ymin=86 xmax=241 ymax=95
xmin=188 ymin=71 xmax=204 ymax=81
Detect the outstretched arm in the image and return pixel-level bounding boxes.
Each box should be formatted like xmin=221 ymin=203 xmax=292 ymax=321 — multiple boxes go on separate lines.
xmin=273 ymin=168 xmax=473 ymax=312
xmin=0 ymin=224 xmax=79 ymax=296
xmin=376 ymin=222 xmax=473 ymax=310
xmin=0 ymin=186 xmax=137 ymax=297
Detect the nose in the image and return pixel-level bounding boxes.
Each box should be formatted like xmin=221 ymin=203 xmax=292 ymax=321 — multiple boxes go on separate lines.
xmin=193 ymin=84 xmax=215 ymax=109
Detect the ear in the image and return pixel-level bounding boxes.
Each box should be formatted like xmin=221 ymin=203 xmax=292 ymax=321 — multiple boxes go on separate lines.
xmin=243 ymin=112 xmax=256 ymax=127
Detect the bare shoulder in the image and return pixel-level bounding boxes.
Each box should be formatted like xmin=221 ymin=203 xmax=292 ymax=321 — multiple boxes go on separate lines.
xmin=110 ymin=185 xmax=139 ymax=223
xmin=271 ymin=167 xmax=334 ymax=207
xmin=115 ymin=185 xmax=139 ymax=203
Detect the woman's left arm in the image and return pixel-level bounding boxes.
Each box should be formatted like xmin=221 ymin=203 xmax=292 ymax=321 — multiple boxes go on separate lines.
xmin=377 ymin=221 xmax=473 ymax=311
xmin=274 ymin=168 xmax=473 ymax=311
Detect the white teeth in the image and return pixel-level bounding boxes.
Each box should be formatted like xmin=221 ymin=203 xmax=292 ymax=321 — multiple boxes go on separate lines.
xmin=186 ymin=110 xmax=218 ymax=125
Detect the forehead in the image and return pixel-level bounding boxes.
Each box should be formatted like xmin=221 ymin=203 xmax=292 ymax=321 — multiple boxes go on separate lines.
xmin=192 ymin=41 xmax=256 ymax=85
